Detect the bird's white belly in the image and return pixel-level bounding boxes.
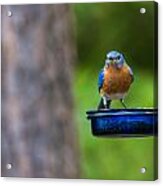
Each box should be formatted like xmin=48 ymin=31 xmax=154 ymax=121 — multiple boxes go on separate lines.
xmin=104 ymin=93 xmax=127 ymax=100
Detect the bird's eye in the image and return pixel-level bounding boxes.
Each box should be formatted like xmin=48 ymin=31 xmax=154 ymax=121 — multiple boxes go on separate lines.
xmin=117 ymin=55 xmax=121 ymax=60
xmin=109 ymin=57 xmax=113 ymax=60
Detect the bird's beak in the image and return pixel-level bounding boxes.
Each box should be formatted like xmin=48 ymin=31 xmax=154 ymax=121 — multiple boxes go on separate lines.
xmin=110 ymin=60 xmax=113 ymax=64
xmin=110 ymin=60 xmax=116 ymax=65
xmin=113 ymin=59 xmax=117 ymax=63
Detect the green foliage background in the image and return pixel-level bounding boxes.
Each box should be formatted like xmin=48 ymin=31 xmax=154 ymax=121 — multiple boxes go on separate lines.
xmin=73 ymin=1 xmax=157 ymax=180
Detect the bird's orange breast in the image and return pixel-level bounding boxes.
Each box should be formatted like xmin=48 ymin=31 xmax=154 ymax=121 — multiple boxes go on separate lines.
xmin=102 ymin=65 xmax=132 ymax=95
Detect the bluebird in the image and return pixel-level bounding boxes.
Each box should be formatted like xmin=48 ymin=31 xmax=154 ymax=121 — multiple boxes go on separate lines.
xmin=98 ymin=50 xmax=134 ymax=109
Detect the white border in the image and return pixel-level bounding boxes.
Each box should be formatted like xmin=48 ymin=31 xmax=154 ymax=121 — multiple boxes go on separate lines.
xmin=0 ymin=0 xmax=162 ymax=186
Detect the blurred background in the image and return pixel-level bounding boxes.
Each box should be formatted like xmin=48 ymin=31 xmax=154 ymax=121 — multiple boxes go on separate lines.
xmin=1 ymin=1 xmax=157 ymax=180
xmin=73 ymin=1 xmax=157 ymax=180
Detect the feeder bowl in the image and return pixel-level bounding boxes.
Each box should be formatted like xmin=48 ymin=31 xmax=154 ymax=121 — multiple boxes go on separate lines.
xmin=86 ymin=108 xmax=158 ymax=137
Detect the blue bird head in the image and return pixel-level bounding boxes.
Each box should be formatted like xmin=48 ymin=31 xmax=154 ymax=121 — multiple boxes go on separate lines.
xmin=105 ymin=50 xmax=125 ymax=68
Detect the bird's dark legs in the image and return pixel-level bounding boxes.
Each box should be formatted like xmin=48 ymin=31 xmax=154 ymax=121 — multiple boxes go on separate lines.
xmin=98 ymin=98 xmax=111 ymax=110
xmin=106 ymin=100 xmax=111 ymax=109
xmin=120 ymin=99 xmax=127 ymax=108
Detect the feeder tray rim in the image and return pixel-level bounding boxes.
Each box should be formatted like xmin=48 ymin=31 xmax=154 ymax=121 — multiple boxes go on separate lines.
xmin=86 ymin=108 xmax=158 ymax=114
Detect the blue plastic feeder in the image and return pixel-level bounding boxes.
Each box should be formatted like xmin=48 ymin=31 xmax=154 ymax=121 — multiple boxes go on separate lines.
xmin=86 ymin=108 xmax=158 ymax=137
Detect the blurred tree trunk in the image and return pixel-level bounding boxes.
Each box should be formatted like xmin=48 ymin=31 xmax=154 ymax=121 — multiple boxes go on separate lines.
xmin=1 ymin=5 xmax=79 ymax=178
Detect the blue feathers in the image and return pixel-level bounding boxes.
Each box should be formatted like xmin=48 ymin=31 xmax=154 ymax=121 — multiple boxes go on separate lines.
xmin=98 ymin=69 xmax=104 ymax=92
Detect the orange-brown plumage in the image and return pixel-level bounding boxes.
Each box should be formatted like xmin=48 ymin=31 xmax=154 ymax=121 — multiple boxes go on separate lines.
xmin=101 ymin=64 xmax=132 ymax=97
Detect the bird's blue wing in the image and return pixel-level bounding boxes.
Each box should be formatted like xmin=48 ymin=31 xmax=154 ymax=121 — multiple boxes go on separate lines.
xmin=98 ymin=69 xmax=104 ymax=92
